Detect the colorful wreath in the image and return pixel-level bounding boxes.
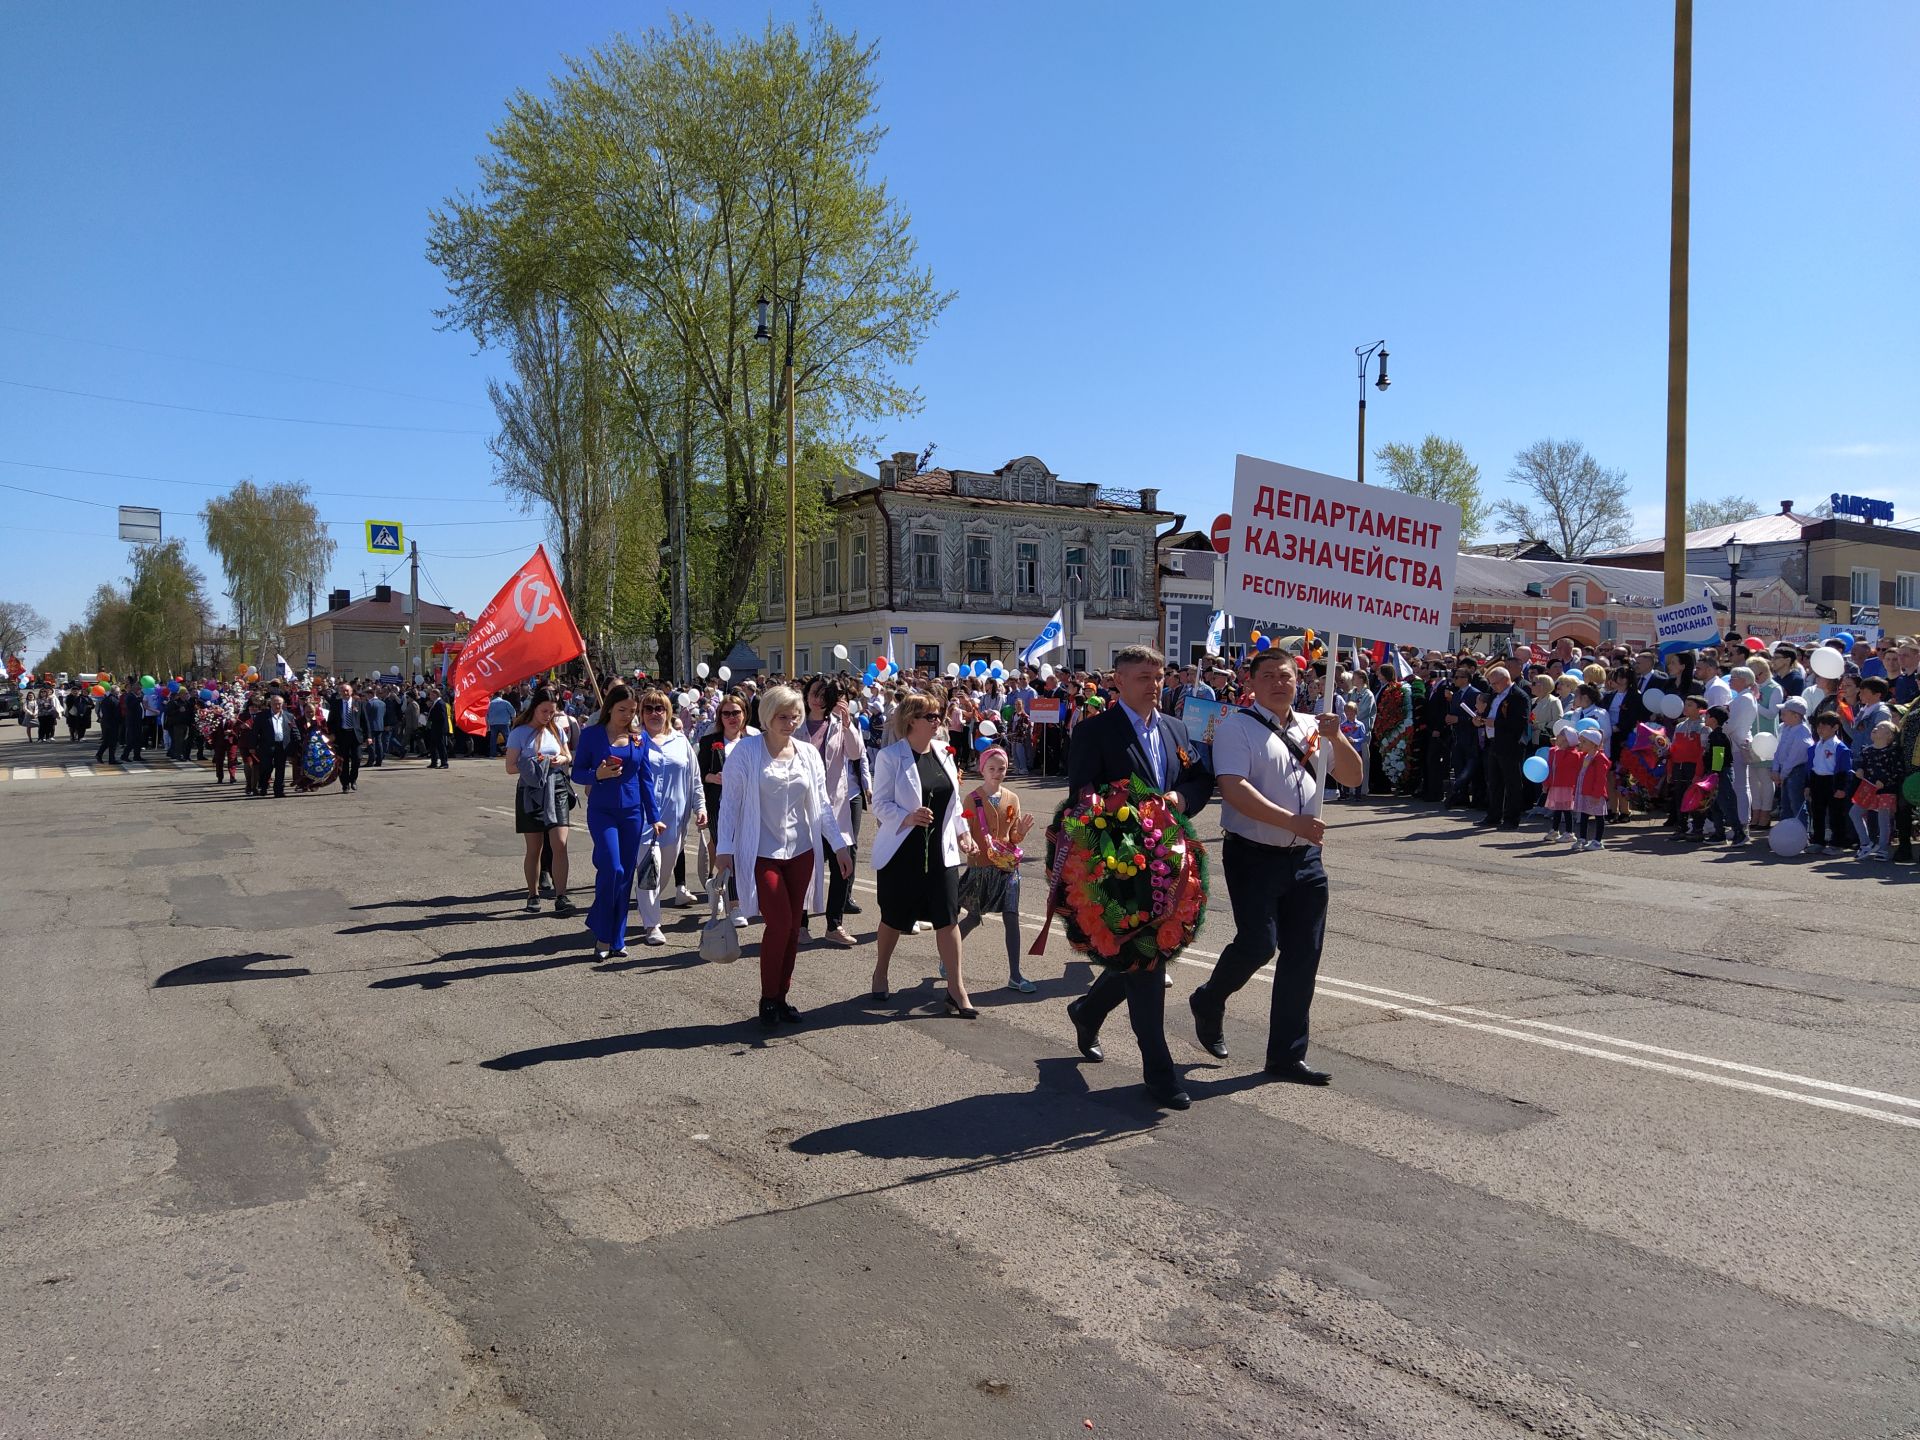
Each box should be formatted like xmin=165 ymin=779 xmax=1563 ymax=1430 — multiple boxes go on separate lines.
xmin=1051 ymin=776 xmax=1208 ymax=968
xmin=1376 ymin=680 xmax=1413 ymax=788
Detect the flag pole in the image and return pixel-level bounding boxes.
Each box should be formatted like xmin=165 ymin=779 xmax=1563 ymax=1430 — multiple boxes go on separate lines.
xmin=1309 ymin=632 xmax=1339 ymax=817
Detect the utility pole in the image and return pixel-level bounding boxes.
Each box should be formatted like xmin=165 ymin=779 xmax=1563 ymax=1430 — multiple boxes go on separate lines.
xmin=305 ymin=583 xmax=314 ymax=674
xmin=1662 ymin=0 xmax=1693 ymax=604
xmin=409 ymin=540 xmax=421 ymax=682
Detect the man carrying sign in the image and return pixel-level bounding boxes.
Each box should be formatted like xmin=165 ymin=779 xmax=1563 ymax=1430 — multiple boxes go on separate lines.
xmin=1187 ymin=649 xmax=1362 ymax=1085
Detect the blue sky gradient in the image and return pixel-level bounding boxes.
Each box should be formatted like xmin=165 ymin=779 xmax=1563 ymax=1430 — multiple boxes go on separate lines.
xmin=3 ymin=1 xmax=1914 ymax=644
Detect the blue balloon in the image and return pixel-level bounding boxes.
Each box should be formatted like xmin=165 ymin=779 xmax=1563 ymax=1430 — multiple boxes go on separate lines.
xmin=975 ymin=735 xmax=993 ymax=750
xmin=1535 ymin=746 xmax=1551 ymax=761
xmin=863 ymin=663 xmax=879 ymax=681
xmin=1835 ymin=631 xmax=1855 ymax=653
xmin=1522 ymin=755 xmax=1550 ymax=783
xmin=1255 ymin=636 xmax=1271 ymax=651
xmin=971 ymin=659 xmax=987 ymax=677
xmin=199 ymin=688 xmax=216 ymax=703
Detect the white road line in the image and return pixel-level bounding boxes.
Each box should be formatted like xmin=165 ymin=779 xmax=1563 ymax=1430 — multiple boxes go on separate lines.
xmin=12 ymin=767 xmax=40 ymax=780
xmin=836 ymin=875 xmax=1920 ymax=1126
xmin=64 ymin=765 xmax=95 ymax=778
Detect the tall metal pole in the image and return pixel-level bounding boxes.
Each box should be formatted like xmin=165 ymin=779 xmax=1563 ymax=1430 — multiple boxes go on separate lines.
xmin=305 ymin=583 xmax=313 ymax=672
xmin=1663 ymin=0 xmax=1693 ymax=604
xmin=1356 ymin=392 xmax=1367 ymax=488
xmin=785 ymin=357 xmax=797 ymax=675
xmin=409 ymin=540 xmax=421 ymax=682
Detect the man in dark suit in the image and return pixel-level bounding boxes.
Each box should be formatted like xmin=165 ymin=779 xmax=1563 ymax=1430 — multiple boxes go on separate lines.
xmin=424 ymin=686 xmax=451 ymax=769
xmin=253 ymin=692 xmax=297 ymax=798
xmin=328 ymin=681 xmax=371 ymax=793
xmin=1479 ymin=666 xmax=1529 ymax=829
xmin=1060 ymin=643 xmax=1213 ymax=1110
xmin=361 ymin=686 xmax=386 ymax=767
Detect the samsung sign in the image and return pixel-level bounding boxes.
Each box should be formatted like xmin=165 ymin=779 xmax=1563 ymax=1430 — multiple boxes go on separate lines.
xmin=1831 ymin=493 xmax=1895 ymax=523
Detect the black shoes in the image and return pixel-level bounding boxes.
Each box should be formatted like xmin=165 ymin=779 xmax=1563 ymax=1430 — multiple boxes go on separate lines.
xmin=1065 ymin=1000 xmax=1104 ymax=1062
xmin=1265 ymin=1060 xmax=1332 ymax=1086
xmin=776 ymin=1002 xmax=803 ymax=1024
xmin=943 ymin=991 xmax=978 ymax=1019
xmin=1146 ymin=1084 xmax=1192 ymax=1110
xmin=843 ymin=900 xmax=863 ymax=915
xmin=1189 ymin=992 xmax=1228 ymax=1059
xmin=759 ymin=999 xmax=781 ymax=1029
xmin=553 ymin=895 xmax=575 ymax=917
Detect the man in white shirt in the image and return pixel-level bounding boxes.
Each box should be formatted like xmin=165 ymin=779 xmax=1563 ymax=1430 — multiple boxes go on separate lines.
xmin=254 ymin=692 xmax=296 ymax=798
xmin=1725 ymin=666 xmax=1758 ymax=828
xmin=1697 ymin=653 xmax=1733 ymax=709
xmin=1187 ymin=649 xmax=1362 ymax=1086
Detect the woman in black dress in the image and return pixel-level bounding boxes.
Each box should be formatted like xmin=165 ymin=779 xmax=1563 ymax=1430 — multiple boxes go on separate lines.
xmin=867 ymin=692 xmax=978 ymax=1012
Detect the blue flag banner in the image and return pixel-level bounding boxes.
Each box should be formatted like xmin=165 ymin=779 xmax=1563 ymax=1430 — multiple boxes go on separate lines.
xmin=1021 ymin=609 xmax=1066 ymax=665
xmin=1204 ymin=609 xmax=1226 ymax=654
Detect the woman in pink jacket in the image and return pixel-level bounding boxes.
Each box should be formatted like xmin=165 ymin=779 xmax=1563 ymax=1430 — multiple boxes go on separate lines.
xmin=797 ymin=674 xmax=871 ymax=946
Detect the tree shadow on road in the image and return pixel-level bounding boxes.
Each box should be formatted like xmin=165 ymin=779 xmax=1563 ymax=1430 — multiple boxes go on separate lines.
xmin=350 ymin=890 xmax=527 ymax=912
xmin=477 ymin=995 xmax=895 ymax=1071
xmin=370 ymin=931 xmax=602 ymax=990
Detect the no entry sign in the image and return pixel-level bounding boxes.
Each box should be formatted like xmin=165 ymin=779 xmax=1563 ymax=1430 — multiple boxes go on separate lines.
xmin=1209 ymin=512 xmax=1233 ymax=553
xmin=1222 ymin=455 xmax=1461 ymax=652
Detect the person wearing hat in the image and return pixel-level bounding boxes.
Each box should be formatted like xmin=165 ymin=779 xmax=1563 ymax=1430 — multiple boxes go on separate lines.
xmin=1806 ymin=710 xmax=1854 ymax=855
xmin=1769 ymin=695 xmax=1813 ymax=829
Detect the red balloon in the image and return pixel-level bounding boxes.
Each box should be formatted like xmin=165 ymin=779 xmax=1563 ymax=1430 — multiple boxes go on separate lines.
xmin=1743 ymin=637 xmax=1765 ymax=653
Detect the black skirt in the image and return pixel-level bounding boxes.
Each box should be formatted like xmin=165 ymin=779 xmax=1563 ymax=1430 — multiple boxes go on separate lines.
xmin=877 ymin=834 xmax=961 ymax=931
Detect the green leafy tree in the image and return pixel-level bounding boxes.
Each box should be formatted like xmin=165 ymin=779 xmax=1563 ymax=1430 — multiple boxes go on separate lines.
xmin=36 ymin=622 xmax=91 ymax=677
xmin=125 ymin=540 xmax=213 ymax=676
xmin=83 ymin=584 xmax=133 ymax=676
xmin=1496 ymin=439 xmax=1635 ymax=558
xmin=428 ymin=15 xmax=951 ymax=657
xmin=202 ymin=480 xmax=335 ymax=666
xmin=1374 ymin=435 xmax=1490 ymax=540
xmin=1684 ymin=495 xmax=1764 ymax=532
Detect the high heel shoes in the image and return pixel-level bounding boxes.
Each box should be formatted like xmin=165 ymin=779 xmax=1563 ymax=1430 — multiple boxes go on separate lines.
xmin=943 ymin=990 xmax=978 ymax=1019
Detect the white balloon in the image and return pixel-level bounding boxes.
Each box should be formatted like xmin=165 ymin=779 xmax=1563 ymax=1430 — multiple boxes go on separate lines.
xmin=1809 ymin=646 xmax=1845 ymax=680
xmin=977 ymin=719 xmax=999 ymax=737
xmin=1039 ymin=663 xmax=1054 ymax=680
xmin=1660 ymin=692 xmax=1685 ymax=719
xmin=1768 ymin=818 xmax=1808 ymax=857
xmin=697 ymin=662 xmax=711 ymax=679
xmin=833 ymin=643 xmax=849 ymax=660
xmin=718 ymin=665 xmax=732 ymax=681
xmin=945 ymin=662 xmax=960 ymax=678
xmin=1748 ymin=731 xmax=1778 ymax=763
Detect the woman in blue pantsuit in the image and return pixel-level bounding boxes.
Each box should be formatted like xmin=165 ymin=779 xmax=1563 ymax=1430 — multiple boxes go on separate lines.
xmin=571 ymin=683 xmax=663 ymax=959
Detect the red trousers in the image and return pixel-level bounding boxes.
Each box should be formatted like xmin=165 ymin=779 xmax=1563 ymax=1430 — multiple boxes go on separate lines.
xmin=754 ymin=851 xmax=815 ymax=1000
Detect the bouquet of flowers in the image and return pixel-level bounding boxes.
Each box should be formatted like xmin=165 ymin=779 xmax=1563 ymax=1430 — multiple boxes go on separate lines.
xmin=1046 ymin=776 xmax=1208 ymax=968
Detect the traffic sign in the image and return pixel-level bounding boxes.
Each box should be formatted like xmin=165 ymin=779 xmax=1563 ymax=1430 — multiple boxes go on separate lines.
xmin=1210 ymin=512 xmax=1233 ymax=553
xmin=305 ymin=652 xmax=318 ymax=669
xmin=366 ymin=520 xmax=405 ymax=555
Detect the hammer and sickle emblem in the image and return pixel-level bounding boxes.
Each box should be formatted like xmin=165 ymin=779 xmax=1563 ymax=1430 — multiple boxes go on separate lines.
xmin=513 ymin=574 xmax=560 ymax=634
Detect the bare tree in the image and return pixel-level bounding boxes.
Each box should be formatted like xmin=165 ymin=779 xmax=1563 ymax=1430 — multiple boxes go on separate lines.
xmin=0 ymin=600 xmax=48 ymax=660
xmin=1496 ymin=439 xmax=1635 ymax=558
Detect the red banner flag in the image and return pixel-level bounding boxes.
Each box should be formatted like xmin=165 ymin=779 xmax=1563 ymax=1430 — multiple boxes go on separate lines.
xmin=450 ymin=545 xmax=585 ymax=734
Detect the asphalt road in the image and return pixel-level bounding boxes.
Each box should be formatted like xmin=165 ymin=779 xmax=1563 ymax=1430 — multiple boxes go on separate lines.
xmin=2 ymin=727 xmax=1916 ymax=1440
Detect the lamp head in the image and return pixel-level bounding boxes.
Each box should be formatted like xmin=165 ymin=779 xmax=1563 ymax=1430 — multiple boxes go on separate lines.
xmin=753 ymin=296 xmax=771 ymax=341
xmin=1723 ymin=534 xmax=1745 ymax=568
xmin=1374 ymin=347 xmax=1390 ymax=391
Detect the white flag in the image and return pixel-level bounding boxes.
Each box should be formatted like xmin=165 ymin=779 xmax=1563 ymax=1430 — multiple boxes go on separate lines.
xmin=1021 ymin=609 xmax=1066 ymax=666
xmin=274 ymin=654 xmax=294 ymax=681
xmin=1204 ymin=609 xmax=1226 ymax=655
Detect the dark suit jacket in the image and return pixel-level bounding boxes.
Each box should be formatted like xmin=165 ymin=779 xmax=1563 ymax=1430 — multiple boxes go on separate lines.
xmin=1485 ymin=685 xmax=1530 ymax=755
xmin=328 ymin=696 xmax=371 ymax=743
xmin=253 ymin=709 xmax=298 ymax=752
xmin=1066 ymin=703 xmax=1212 ymax=819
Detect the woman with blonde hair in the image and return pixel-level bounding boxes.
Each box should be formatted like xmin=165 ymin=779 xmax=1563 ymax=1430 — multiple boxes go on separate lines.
xmin=715 ymin=684 xmax=852 ymax=1027
xmin=868 ymin=691 xmax=978 ymax=1012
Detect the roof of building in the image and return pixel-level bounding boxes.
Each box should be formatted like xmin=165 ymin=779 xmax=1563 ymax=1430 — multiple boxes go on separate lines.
xmin=1587 ymin=510 xmax=1819 ymax=558
xmin=298 ymin=590 xmax=466 ymax=629
xmin=1463 ymin=539 xmax=1564 ymax=561
xmin=843 ymin=467 xmax=1174 ymax=516
xmin=1455 ymin=554 xmax=1725 ymax=605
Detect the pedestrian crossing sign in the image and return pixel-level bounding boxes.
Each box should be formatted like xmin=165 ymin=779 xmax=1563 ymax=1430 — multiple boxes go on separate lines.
xmin=366 ymin=520 xmax=404 ymax=555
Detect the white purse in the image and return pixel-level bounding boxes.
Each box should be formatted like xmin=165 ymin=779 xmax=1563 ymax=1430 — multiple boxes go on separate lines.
xmin=698 ymin=879 xmax=741 ymax=964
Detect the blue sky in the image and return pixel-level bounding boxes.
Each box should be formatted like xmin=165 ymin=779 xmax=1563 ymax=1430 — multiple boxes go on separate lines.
xmin=3 ymin=1 xmax=1914 ymax=648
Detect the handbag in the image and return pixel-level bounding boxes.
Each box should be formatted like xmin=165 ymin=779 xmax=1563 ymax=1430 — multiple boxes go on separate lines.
xmin=634 ymin=844 xmax=659 ymax=895
xmin=698 ymin=879 xmax=741 ymax=964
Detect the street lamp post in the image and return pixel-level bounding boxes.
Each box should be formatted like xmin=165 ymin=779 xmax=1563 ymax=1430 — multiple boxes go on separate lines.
xmin=1355 ymin=341 xmax=1390 ymax=485
xmin=755 ymin=295 xmax=798 ymax=674
xmin=1723 ymin=533 xmax=1745 ymax=635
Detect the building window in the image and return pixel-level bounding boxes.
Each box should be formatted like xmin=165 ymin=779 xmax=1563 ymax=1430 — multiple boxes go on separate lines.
xmin=966 ymin=535 xmax=992 ymax=593
xmin=1109 ymin=547 xmax=1135 ymax=602
xmin=1897 ymin=572 xmax=1920 ymax=611
xmin=851 ymin=645 xmax=867 ymax=669
xmin=914 ymin=643 xmax=940 ymax=673
xmin=1016 ymin=541 xmax=1039 ymax=596
xmin=850 ymin=531 xmax=868 ymax=591
xmin=797 ymin=647 xmax=811 ymax=675
xmin=820 ymin=537 xmax=839 ymax=598
xmin=1065 ymin=545 xmax=1087 ymax=597
xmin=764 ymin=556 xmax=781 ymax=610
xmin=912 ymin=533 xmax=940 ymax=590
xmin=1569 ymin=584 xmax=1586 ymax=611
xmin=1851 ymin=567 xmax=1879 ymax=607
xmin=769 ymin=648 xmax=783 ymax=675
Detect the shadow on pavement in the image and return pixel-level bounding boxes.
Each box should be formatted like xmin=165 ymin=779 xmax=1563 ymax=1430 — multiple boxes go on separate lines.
xmin=478 ymin=995 xmax=896 ymax=1071
xmin=371 ymin=931 xmax=600 ymax=990
xmin=153 ymin=952 xmax=311 ymax=987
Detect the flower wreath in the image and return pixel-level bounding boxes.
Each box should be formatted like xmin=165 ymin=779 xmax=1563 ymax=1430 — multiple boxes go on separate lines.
xmin=1048 ymin=775 xmax=1209 ymax=968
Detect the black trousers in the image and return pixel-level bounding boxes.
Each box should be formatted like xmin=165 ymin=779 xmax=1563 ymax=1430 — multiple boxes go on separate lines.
xmin=1191 ymin=836 xmax=1330 ymax=1068
xmin=1485 ymin=749 xmax=1523 ymax=826
xmin=336 ymin=733 xmax=361 ymax=789
xmin=425 ymin=728 xmax=448 ymax=766
xmin=95 ymin=727 xmax=120 ymax=764
xmin=262 ymin=742 xmax=290 ymax=796
xmin=1078 ymin=964 xmax=1176 ymax=1088
xmin=824 ymin=796 xmax=864 ymax=925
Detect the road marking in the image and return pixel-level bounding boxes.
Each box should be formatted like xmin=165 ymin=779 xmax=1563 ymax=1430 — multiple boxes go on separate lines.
xmin=836 ymin=875 xmax=1920 ymax=1128
xmin=11 ymin=767 xmax=37 ymax=781
xmin=64 ymin=765 xmax=95 ymax=778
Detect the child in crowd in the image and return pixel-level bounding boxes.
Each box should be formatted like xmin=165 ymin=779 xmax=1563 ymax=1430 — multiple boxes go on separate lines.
xmin=1543 ymin=722 xmax=1580 ymax=844
xmin=1851 ymin=720 xmax=1900 ymax=861
xmin=1688 ymin=704 xmax=1747 ymax=845
xmin=956 ymin=746 xmax=1038 ymax=992
xmin=1770 ymin=695 xmax=1813 ymax=829
xmin=1806 ymin=711 xmax=1853 ymax=855
xmin=1664 ymin=697 xmax=1707 ymax=831
xmin=1572 ymin=724 xmax=1611 ymax=851
xmin=1334 ymin=701 xmax=1368 ymax=801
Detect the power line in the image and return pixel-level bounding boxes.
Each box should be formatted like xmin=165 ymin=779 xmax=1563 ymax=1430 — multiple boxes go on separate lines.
xmin=420 ymin=543 xmax=533 ymax=561
xmin=0 ymin=456 xmax=512 ymax=505
xmin=0 ymin=377 xmax=488 ymax=435
xmin=0 ymin=323 xmax=487 ymax=411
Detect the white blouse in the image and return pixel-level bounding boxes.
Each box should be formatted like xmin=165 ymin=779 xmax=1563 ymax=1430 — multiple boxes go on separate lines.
xmin=756 ymin=751 xmax=813 ymax=859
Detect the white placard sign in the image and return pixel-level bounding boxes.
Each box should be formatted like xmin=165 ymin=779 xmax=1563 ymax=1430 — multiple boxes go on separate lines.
xmin=1223 ymin=455 xmax=1461 ymax=652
